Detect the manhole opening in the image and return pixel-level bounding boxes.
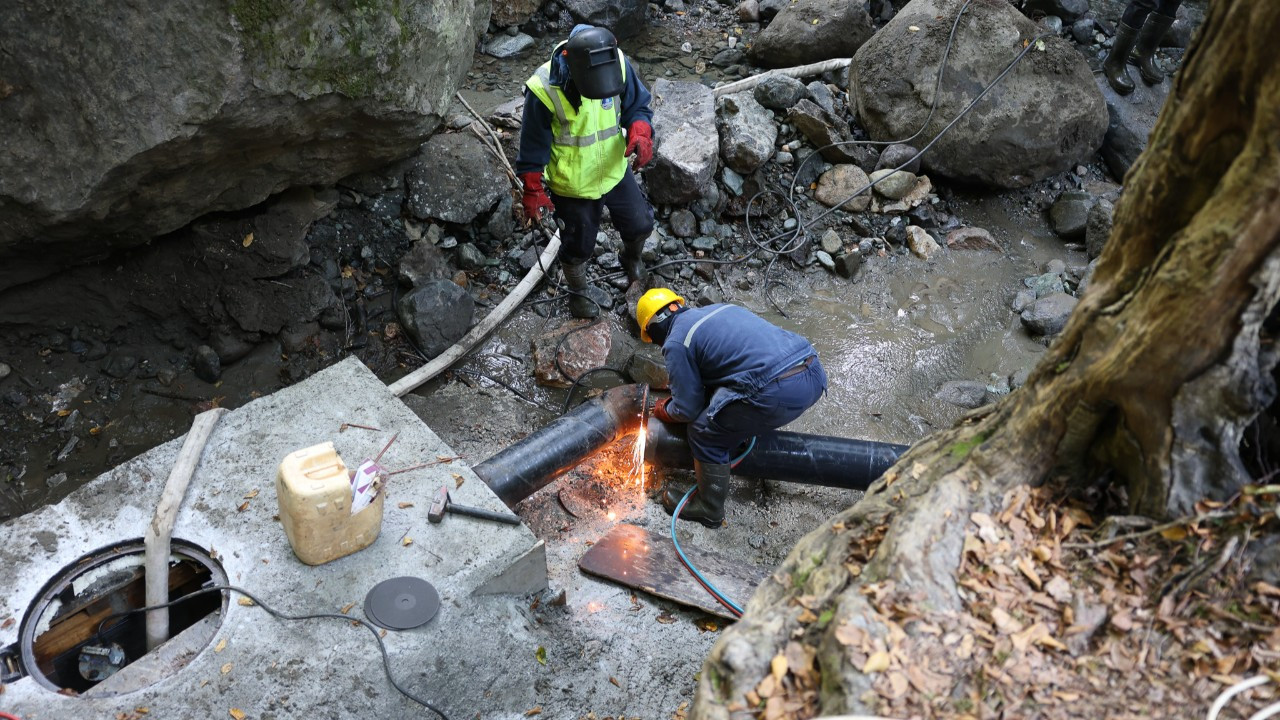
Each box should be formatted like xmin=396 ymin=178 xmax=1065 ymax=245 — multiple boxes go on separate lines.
xmin=19 ymin=538 xmax=227 ymax=696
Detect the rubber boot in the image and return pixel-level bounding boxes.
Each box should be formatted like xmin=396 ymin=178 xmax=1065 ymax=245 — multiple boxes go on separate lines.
xmin=1130 ymin=13 xmax=1175 ymax=85
xmin=620 ymin=230 xmax=652 ymax=286
xmin=561 ymin=261 xmax=599 ymax=319
xmin=662 ymin=460 xmax=731 ymax=529
xmin=1104 ymin=22 xmax=1140 ymax=95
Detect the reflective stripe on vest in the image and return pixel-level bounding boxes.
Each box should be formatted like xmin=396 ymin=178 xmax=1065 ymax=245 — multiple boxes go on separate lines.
xmin=524 ymin=48 xmax=628 ymax=199
xmin=682 ymin=305 xmax=731 ymax=348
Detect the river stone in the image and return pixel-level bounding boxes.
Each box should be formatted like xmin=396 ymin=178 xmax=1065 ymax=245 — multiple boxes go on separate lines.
xmin=936 ymin=380 xmax=988 ymax=409
xmin=813 ymin=165 xmax=872 ymax=213
xmin=1012 ymin=289 xmax=1036 ymax=313
xmin=398 ymin=279 xmax=474 ymax=358
xmin=869 ymin=169 xmax=917 ymax=200
xmin=1020 ymin=292 xmax=1077 ymax=336
xmin=906 ymin=225 xmax=941 ymax=260
xmin=492 ymin=0 xmax=542 ymax=27
xmin=101 ymin=354 xmax=137 ymax=380
xmin=748 ymin=0 xmax=875 ymax=68
xmin=946 ymin=227 xmax=1000 ymax=252
xmin=484 ymin=32 xmax=535 ymax=58
xmin=1049 ymin=191 xmax=1094 ymax=240
xmin=670 ymin=209 xmax=698 ymax=238
xmin=758 ymin=0 xmax=788 ymax=22
xmin=561 ymin=0 xmax=648 ymax=39
xmin=0 ymin=0 xmax=484 ymax=292
xmin=852 ymin=0 xmax=1106 ymax=188
xmin=1085 ymin=197 xmax=1115 ymax=259
xmin=625 ymin=344 xmax=670 ymax=390
xmin=193 ymin=345 xmax=221 ymax=383
xmin=717 ymin=92 xmax=777 ymax=174
xmin=787 ymin=100 xmax=870 ymax=167
xmin=1098 ymin=74 xmax=1165 ymax=180
xmin=398 ymin=239 xmax=448 ymax=289
xmin=806 ymin=82 xmax=835 ymax=115
xmin=648 ymin=80 xmax=719 ymax=205
xmin=0 ymin=362 xmax=9 ymax=382
xmin=1031 ymin=272 xmax=1066 ymax=299
xmin=814 ymin=250 xmax=835 ymax=270
xmin=1022 ymin=0 xmax=1088 ymax=23
xmin=487 ymin=193 xmax=517 ymax=242
xmin=874 ymin=143 xmax=922 ymax=175
xmin=753 ymin=74 xmax=808 ymax=111
xmin=406 ymin=133 xmax=508 ymax=225
xmin=532 ymin=319 xmax=637 ymax=388
xmin=455 ymin=243 xmax=487 ymax=272
xmin=1071 ymin=17 xmax=1097 ymax=44
xmin=835 ymin=249 xmax=863 ymax=278
xmin=820 ymin=229 xmax=842 ymax=255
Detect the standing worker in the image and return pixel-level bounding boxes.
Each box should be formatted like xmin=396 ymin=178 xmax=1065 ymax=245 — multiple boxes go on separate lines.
xmin=637 ymin=289 xmax=828 ymax=528
xmin=516 ymin=24 xmax=658 ymax=318
xmin=1104 ymin=0 xmax=1181 ymax=95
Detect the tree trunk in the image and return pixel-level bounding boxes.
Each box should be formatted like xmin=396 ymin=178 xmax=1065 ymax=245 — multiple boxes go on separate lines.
xmin=693 ymin=0 xmax=1280 ymax=717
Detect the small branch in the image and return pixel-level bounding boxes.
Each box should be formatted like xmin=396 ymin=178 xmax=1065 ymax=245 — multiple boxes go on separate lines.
xmin=456 ymin=92 xmax=521 ymax=187
xmin=1063 ymin=510 xmax=1235 ymax=549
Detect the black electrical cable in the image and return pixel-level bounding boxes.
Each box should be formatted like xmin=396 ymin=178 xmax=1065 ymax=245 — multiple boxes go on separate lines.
xmin=95 ymin=584 xmax=451 ymax=719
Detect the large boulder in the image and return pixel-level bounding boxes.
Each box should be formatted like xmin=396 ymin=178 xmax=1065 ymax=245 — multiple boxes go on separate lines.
xmin=560 ymin=0 xmax=648 ymax=40
xmin=398 ymin=280 xmax=475 ymax=358
xmin=648 ymin=80 xmax=719 ymax=205
xmin=0 ymin=0 xmax=486 ymax=292
xmin=406 ymin=133 xmax=509 ymax=225
xmin=492 ymin=0 xmax=541 ymax=26
xmin=716 ymin=92 xmax=777 ymax=174
xmin=748 ymin=0 xmax=875 ymax=68
xmin=851 ymin=0 xmax=1106 ymax=189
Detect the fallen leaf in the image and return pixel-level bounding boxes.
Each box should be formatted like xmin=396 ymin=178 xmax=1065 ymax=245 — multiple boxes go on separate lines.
xmin=220 ymin=663 xmax=233 ymax=675
xmin=908 ymin=25 xmax=920 ymax=31
xmin=862 ymin=651 xmax=891 ymax=674
xmin=214 ymin=638 xmax=227 ymax=653
xmin=886 ymin=671 xmax=909 ymax=698
xmin=241 ymin=233 xmax=254 ymax=248
xmin=609 ymin=676 xmax=621 ymax=688
xmin=696 ymin=618 xmax=719 ymax=633
xmin=229 ymin=710 xmax=246 ymax=720
xmin=1017 ymin=555 xmax=1042 ymax=589
xmin=0 ymin=617 xmax=13 ymax=630
xmin=771 ymin=653 xmax=788 ymax=681
xmin=524 ymin=708 xmax=542 ymax=717
xmin=535 ymin=646 xmax=547 ymax=665
xmin=243 ymin=488 xmax=259 ymax=499
xmin=340 ymin=602 xmax=356 ymax=614
xmin=237 ymin=597 xmax=255 ymax=607
xmin=835 ymin=623 xmax=866 ymax=647
xmin=1255 ymin=581 xmax=1280 ymax=598
xmin=455 ymin=475 xmax=464 ymax=489
xmin=1160 ymin=525 xmax=1189 ymax=541
xmin=402 ymin=537 xmax=413 ymax=547
xmin=657 ymin=612 xmax=677 ymax=624
xmin=397 ymin=502 xmax=414 ymax=509
xmin=236 ymin=501 xmax=249 ymax=513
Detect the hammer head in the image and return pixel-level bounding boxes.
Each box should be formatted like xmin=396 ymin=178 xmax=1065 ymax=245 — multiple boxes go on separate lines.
xmin=427 ymin=486 xmax=449 ymax=523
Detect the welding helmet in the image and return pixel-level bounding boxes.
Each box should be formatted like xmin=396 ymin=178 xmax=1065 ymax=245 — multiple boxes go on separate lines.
xmin=564 ymin=26 xmax=624 ymax=99
xmin=637 ymin=288 xmax=685 ymax=343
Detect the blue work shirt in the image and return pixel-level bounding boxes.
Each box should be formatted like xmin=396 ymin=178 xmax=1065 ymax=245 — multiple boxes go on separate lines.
xmin=660 ymin=304 xmax=818 ymax=423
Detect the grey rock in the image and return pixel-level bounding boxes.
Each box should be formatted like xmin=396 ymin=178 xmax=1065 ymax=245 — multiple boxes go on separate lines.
xmin=753 ymin=74 xmax=808 ymax=111
xmin=1040 ymin=15 xmax=1063 ymax=34
xmin=775 ymin=151 xmax=794 ymax=165
xmin=717 ymin=92 xmax=778 ymax=174
xmin=156 ymin=368 xmax=177 ymax=386
xmin=814 ymin=250 xmax=834 ymax=270
xmin=492 ymin=0 xmax=542 ymax=26
xmin=407 ymin=133 xmax=508 ymax=225
xmin=0 ymin=362 xmax=9 ymax=382
xmin=0 ymin=0 xmax=483 ymax=292
xmin=626 ymin=344 xmax=670 ymax=389
xmin=1078 ymin=258 xmax=1099 ymax=295
xmin=1050 ymin=191 xmax=1094 ymax=240
xmin=835 ymin=249 xmax=863 ymax=278
xmin=1098 ymin=73 xmax=1166 ymax=179
xmin=787 ymin=100 xmax=872 ymax=167
xmin=455 ymin=243 xmax=487 ymax=272
xmin=484 ymin=32 xmax=535 ymax=58
xmin=945 ymin=226 xmax=1001 ymax=251
xmin=820 ymin=228 xmax=842 ymax=255
xmin=874 ymin=143 xmax=921 ymax=175
xmin=813 ymin=165 xmax=871 ymax=212
xmin=690 ymin=237 xmax=718 ymax=252
xmin=748 ymin=0 xmax=874 ymax=68
xmin=935 ymin=380 xmax=988 ymax=409
xmin=711 ymin=48 xmax=746 ymax=68
xmin=193 ymin=345 xmax=221 ymax=383
xmin=669 ymin=209 xmax=698 ymax=238
xmin=1032 ymin=272 xmax=1067 ymax=298
xmin=1020 ymin=292 xmax=1078 ymax=336
xmin=648 ymin=80 xmax=719 ymax=205
xmin=758 ymin=0 xmax=788 ymax=21
xmin=1045 ymin=258 xmax=1067 ymax=275
xmin=906 ymin=225 xmax=941 ymax=259
xmin=868 ymin=169 xmax=917 ymax=200
xmin=852 ymin=0 xmax=1106 ymax=188
xmin=1010 ymin=367 xmax=1032 ymax=390
xmin=398 ymin=280 xmax=475 ymax=358
xmin=46 ymin=473 xmax=68 ymax=490
xmin=722 ymin=167 xmax=745 ymax=196
xmin=1070 ymin=17 xmax=1096 ymax=44
xmin=486 ymin=194 xmax=516 ymax=242
xmin=1012 ymin=289 xmax=1036 ymax=313
xmin=737 ymin=0 xmax=760 ymax=22
xmin=488 ymin=96 xmax=526 ymax=130
xmin=1022 ymin=0 xmax=1088 ymax=23
xmin=102 ymin=354 xmax=137 ymax=379
xmin=561 ymin=0 xmax=648 ymax=39
xmin=805 ymin=81 xmax=835 ymax=114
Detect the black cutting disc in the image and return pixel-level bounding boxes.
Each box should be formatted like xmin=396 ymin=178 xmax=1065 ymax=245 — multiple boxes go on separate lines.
xmin=364 ymin=576 xmax=440 ymax=630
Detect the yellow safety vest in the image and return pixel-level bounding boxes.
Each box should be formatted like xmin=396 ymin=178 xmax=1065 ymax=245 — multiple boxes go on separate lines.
xmin=524 ymin=45 xmax=627 ymax=200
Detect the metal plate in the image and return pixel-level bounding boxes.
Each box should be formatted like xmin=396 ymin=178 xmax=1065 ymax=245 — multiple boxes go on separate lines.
xmin=363 ymin=577 xmax=440 ymax=631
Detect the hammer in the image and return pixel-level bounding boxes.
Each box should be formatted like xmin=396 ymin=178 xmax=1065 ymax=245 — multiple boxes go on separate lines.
xmin=427 ymin=486 xmax=521 ymax=525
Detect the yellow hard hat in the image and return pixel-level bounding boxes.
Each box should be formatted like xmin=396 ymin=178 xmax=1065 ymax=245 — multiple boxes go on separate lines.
xmin=636 ymin=288 xmax=685 ymax=343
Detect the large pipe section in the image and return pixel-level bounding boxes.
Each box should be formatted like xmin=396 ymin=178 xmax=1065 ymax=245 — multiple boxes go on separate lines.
xmin=473 ymin=382 xmax=910 ymax=506
xmin=644 ymin=418 xmax=907 ymax=491
xmin=475 ymin=384 xmax=647 ymax=506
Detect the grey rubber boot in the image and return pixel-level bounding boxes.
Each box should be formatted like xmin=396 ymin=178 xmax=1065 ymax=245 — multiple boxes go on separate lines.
xmin=561 ymin=261 xmax=599 ymax=319
xmin=1130 ymin=13 xmax=1175 ymax=85
xmin=662 ymin=460 xmax=731 ymax=529
xmin=620 ymin=230 xmax=652 ymax=285
xmin=1104 ymin=22 xmax=1140 ymax=95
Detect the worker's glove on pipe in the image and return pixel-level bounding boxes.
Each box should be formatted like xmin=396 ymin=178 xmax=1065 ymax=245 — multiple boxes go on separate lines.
xmin=625 ymin=121 xmax=654 ymax=169
xmin=652 ymin=396 xmax=679 ymax=424
xmin=519 ymin=172 xmax=555 ymax=226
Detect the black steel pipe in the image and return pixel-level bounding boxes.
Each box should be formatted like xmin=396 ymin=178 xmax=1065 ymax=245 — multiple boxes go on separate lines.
xmin=474 ymin=384 xmax=647 ymax=507
xmin=644 ymin=418 xmax=908 ymax=491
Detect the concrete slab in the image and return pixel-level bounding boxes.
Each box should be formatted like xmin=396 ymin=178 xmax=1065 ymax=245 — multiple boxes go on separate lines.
xmin=1 ymin=357 xmax=546 ymax=718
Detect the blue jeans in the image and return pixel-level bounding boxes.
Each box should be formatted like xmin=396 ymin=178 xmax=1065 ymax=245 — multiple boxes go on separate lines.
xmin=549 ymin=169 xmax=655 ymax=264
xmin=688 ymin=358 xmax=828 ymax=464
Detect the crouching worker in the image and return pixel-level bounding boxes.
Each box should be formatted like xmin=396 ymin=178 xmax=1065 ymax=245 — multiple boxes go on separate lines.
xmin=636 ymin=289 xmax=828 ymax=528
xmin=516 ymin=24 xmax=658 ymax=318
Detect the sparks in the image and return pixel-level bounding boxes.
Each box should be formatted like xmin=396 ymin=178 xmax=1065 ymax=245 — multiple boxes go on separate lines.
xmin=631 ymin=422 xmax=647 ymax=490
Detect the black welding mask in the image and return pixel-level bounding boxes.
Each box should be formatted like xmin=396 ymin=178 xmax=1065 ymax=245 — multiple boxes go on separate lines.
xmin=564 ymin=26 xmax=624 ymax=100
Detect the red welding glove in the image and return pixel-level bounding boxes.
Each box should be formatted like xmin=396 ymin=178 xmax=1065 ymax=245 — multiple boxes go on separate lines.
xmin=626 ymin=120 xmax=654 ymax=169
xmin=652 ymin=396 xmax=679 ymax=424
xmin=520 ymin=172 xmax=555 ymax=226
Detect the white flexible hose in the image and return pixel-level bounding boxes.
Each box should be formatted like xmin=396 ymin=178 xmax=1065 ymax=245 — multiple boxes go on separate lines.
xmin=1208 ymin=675 xmax=1272 ymax=720
xmin=1248 ymin=701 xmax=1280 ymax=720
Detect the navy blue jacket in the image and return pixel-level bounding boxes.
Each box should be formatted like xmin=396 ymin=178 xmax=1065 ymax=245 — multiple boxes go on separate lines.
xmin=514 ymin=51 xmax=654 ymax=176
xmin=660 ymin=304 xmax=817 ymax=422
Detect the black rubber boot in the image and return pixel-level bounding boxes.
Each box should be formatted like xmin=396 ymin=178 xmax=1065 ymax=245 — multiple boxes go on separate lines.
xmin=1130 ymin=13 xmax=1175 ymax=85
xmin=1104 ymin=22 xmax=1140 ymax=95
xmin=620 ymin=231 xmax=652 ymax=286
xmin=561 ymin=261 xmax=599 ymax=319
xmin=662 ymin=460 xmax=731 ymax=529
